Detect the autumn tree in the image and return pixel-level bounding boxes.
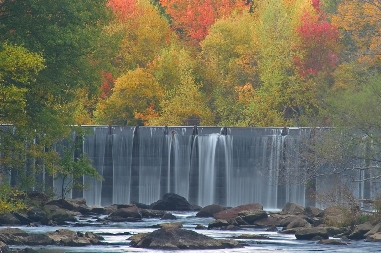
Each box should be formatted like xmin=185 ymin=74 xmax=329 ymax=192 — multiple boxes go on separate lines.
xmin=95 ymin=68 xmax=164 ymax=125
xmin=199 ymin=12 xmax=259 ymax=125
xmin=159 ymin=0 xmax=250 ymax=43
xmin=332 ymin=0 xmax=381 ymax=67
xmin=294 ymin=0 xmax=339 ymax=77
xmin=240 ymin=0 xmax=320 ymax=126
xmin=148 ymin=45 xmax=213 ymax=125
xmin=106 ymin=0 xmax=174 ymax=72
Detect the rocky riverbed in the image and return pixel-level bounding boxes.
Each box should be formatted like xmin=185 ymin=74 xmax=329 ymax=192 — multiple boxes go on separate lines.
xmin=0 ymin=193 xmax=380 ymax=252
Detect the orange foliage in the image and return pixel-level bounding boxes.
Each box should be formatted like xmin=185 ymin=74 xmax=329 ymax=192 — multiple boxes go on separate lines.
xmin=332 ymin=0 xmax=381 ymax=65
xmin=159 ymin=0 xmax=250 ymax=42
xmin=107 ymin=0 xmax=138 ymax=21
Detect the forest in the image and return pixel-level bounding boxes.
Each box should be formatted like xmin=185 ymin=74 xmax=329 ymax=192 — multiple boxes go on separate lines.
xmin=0 ymin=0 xmax=381 ymax=202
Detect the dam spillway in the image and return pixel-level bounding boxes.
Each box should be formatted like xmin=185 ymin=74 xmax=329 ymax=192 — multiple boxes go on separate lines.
xmin=54 ymin=126 xmax=377 ymax=209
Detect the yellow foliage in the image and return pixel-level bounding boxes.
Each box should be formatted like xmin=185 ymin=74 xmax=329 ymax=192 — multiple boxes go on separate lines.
xmin=332 ymin=0 xmax=381 ymax=66
xmin=94 ymin=68 xmax=164 ymax=125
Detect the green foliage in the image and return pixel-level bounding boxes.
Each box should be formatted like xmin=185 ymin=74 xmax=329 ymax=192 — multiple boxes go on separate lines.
xmin=54 ymin=127 xmax=103 ymax=200
xmin=0 ymin=183 xmax=26 ymax=214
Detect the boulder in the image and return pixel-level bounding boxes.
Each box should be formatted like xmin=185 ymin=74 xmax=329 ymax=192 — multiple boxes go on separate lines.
xmin=0 ymin=228 xmax=28 ymax=245
xmin=13 ymin=212 xmax=33 ymax=225
xmin=46 ymin=198 xmax=90 ymax=214
xmin=365 ymin=221 xmax=381 ymax=237
xmin=0 ymin=213 xmax=21 ymax=225
xmin=196 ymin=204 xmax=224 ymax=218
xmin=0 ymin=241 xmax=9 ymax=253
xmin=161 ymin=213 xmax=177 ymax=220
xmin=107 ymin=205 xmax=142 ymax=222
xmin=155 ymin=222 xmax=183 ymax=229
xmin=214 ymin=203 xmax=263 ymax=220
xmin=304 ymin=206 xmax=323 ymax=217
xmin=150 ymin=193 xmax=194 ymax=211
xmin=281 ymin=202 xmax=305 ymax=215
xmin=130 ymin=227 xmax=243 ymax=250
xmin=131 ymin=202 xmax=150 ymax=209
xmin=46 ymin=229 xmax=104 ymax=246
xmin=208 ymin=219 xmax=229 ymax=230
xmin=42 ymin=208 xmax=79 ymax=225
xmin=285 ymin=217 xmax=311 ymax=230
xmin=89 ymin=206 xmax=105 ymax=215
xmin=295 ymin=227 xmax=329 ymax=240
xmin=253 ymin=215 xmax=282 ymax=227
xmin=140 ymin=209 xmax=166 ymax=218
xmin=27 ymin=207 xmax=47 ymax=222
xmin=195 ymin=224 xmax=207 ymax=230
xmin=348 ymin=222 xmax=373 ymax=240
xmin=318 ymin=239 xmax=347 ymax=245
xmin=238 ymin=210 xmax=268 ymax=224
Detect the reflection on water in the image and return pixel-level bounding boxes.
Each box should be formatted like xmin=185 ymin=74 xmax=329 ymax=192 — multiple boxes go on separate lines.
xmin=7 ymin=212 xmax=379 ymax=253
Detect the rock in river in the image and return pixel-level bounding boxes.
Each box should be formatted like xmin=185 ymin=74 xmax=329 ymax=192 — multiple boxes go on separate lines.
xmin=130 ymin=227 xmax=243 ymax=250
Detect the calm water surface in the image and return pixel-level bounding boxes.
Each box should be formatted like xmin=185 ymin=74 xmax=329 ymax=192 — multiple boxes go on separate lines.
xmin=8 ymin=211 xmax=380 ymax=253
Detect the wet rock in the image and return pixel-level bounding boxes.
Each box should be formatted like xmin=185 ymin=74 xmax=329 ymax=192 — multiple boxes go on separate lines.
xmin=13 ymin=212 xmax=33 ymax=225
xmin=0 ymin=213 xmax=21 ymax=225
xmin=304 ymin=206 xmax=323 ymax=217
xmin=208 ymin=219 xmax=229 ymax=230
xmin=0 ymin=228 xmax=28 ymax=245
xmin=254 ymin=215 xmax=282 ymax=227
xmin=27 ymin=207 xmax=47 ymax=222
xmin=107 ymin=205 xmax=142 ymax=222
xmin=140 ymin=209 xmax=166 ymax=218
xmin=153 ymin=222 xmax=183 ymax=229
xmin=214 ymin=203 xmax=263 ymax=220
xmin=161 ymin=213 xmax=177 ymax=220
xmin=281 ymin=202 xmax=305 ymax=215
xmin=130 ymin=227 xmax=243 ymax=250
xmin=232 ymin=234 xmax=270 ymax=240
xmin=318 ymin=239 xmax=347 ymax=245
xmin=196 ymin=204 xmax=225 ymax=218
xmin=42 ymin=208 xmax=79 ymax=225
xmin=285 ymin=217 xmax=311 ymax=230
xmin=195 ymin=224 xmax=207 ymax=230
xmin=230 ymin=216 xmax=249 ymax=226
xmin=0 ymin=241 xmax=9 ymax=252
xmin=131 ymin=202 xmax=150 ymax=209
xmin=46 ymin=229 xmax=104 ymax=246
xmin=238 ymin=210 xmax=268 ymax=224
xmin=295 ymin=227 xmax=329 ymax=240
xmin=150 ymin=193 xmax=194 ymax=211
xmin=348 ymin=222 xmax=373 ymax=240
xmin=89 ymin=206 xmax=105 ymax=215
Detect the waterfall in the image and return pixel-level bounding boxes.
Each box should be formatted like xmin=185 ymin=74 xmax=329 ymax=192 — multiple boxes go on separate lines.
xmin=42 ymin=126 xmax=380 ymax=209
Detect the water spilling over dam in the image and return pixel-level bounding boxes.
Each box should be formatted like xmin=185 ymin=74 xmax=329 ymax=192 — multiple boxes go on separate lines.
xmin=51 ymin=126 xmax=379 ymax=209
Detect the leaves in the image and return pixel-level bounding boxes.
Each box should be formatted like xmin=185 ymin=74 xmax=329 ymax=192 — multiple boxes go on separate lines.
xmin=160 ymin=0 xmax=250 ymax=42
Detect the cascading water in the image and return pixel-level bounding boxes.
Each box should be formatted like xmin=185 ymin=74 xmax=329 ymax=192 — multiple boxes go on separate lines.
xmin=46 ymin=126 xmax=379 ymax=209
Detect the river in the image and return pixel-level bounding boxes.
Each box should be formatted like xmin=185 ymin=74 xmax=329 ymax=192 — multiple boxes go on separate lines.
xmin=6 ymin=211 xmax=380 ymax=253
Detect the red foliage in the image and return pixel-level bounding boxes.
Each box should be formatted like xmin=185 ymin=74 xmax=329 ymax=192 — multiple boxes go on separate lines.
xmin=294 ymin=0 xmax=338 ymax=77
xmin=101 ymin=71 xmax=115 ymax=99
xmin=160 ymin=0 xmax=250 ymax=42
xmin=107 ymin=0 xmax=137 ymax=21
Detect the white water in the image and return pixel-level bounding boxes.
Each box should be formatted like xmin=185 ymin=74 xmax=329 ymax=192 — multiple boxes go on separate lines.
xmin=7 ymin=211 xmax=379 ymax=253
xmin=51 ymin=126 xmax=377 ymax=209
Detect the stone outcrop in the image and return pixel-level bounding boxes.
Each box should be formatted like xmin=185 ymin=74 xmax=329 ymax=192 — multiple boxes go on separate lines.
xmin=281 ymin=202 xmax=305 ymax=215
xmin=196 ymin=204 xmax=225 ymax=218
xmin=129 ymin=227 xmax=243 ymax=250
xmin=150 ymin=193 xmax=194 ymax=211
xmin=213 ymin=203 xmax=263 ymax=220
xmin=295 ymin=227 xmax=329 ymax=240
xmin=106 ymin=205 xmax=142 ymax=222
xmin=0 ymin=227 xmax=104 ymax=247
